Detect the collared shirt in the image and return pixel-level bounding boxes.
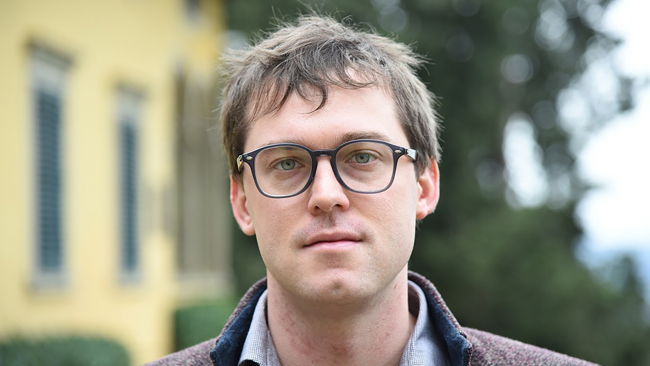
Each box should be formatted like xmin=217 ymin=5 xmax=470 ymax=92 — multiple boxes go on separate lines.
xmin=238 ymin=281 xmax=450 ymax=366
xmin=238 ymin=290 xmax=280 ymax=366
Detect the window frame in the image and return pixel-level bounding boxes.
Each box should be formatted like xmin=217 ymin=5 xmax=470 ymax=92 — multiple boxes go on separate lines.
xmin=30 ymin=46 xmax=71 ymax=289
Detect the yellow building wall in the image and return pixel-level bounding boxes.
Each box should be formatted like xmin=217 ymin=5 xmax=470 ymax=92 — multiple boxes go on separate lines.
xmin=0 ymin=1 xmax=226 ymax=364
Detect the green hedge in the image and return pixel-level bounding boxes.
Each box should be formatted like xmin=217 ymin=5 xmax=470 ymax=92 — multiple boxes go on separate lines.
xmin=0 ymin=336 xmax=130 ymax=366
xmin=174 ymin=298 xmax=237 ymax=351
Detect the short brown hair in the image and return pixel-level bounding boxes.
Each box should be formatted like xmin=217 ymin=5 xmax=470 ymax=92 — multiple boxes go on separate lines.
xmin=220 ymin=14 xmax=440 ymax=178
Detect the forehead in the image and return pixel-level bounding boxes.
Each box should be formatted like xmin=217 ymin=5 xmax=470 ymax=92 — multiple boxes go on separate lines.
xmin=243 ymin=86 xmax=407 ymax=151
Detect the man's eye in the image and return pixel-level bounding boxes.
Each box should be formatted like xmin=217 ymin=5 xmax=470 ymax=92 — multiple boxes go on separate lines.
xmin=351 ymin=152 xmax=375 ymax=164
xmin=274 ymin=159 xmax=298 ymax=170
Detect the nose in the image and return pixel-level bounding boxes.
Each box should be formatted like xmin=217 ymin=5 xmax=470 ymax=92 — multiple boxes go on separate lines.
xmin=307 ymin=156 xmax=350 ymax=214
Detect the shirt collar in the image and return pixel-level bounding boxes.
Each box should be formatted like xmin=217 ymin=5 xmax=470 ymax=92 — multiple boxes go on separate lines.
xmin=400 ymin=280 xmax=450 ymax=366
xmin=238 ymin=290 xmax=281 ymax=366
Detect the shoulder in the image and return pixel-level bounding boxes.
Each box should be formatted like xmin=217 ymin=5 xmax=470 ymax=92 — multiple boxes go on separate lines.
xmin=142 ymin=279 xmax=269 ymax=366
xmin=464 ymin=328 xmax=600 ymax=366
xmin=142 ymin=338 xmax=216 ymax=366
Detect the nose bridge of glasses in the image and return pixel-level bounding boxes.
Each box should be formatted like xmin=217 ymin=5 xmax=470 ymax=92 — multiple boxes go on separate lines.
xmin=312 ymin=148 xmax=337 ymax=157
xmin=311 ymin=149 xmax=337 ymax=167
xmin=312 ymin=150 xmax=336 ymax=171
xmin=310 ymin=150 xmax=345 ymax=190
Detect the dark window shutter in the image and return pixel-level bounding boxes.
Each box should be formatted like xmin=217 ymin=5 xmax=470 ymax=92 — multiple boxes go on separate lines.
xmin=120 ymin=120 xmax=138 ymax=272
xmin=37 ymin=89 xmax=63 ymax=272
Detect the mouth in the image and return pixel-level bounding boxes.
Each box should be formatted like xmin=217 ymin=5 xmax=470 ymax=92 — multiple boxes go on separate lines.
xmin=303 ymin=232 xmax=363 ymax=249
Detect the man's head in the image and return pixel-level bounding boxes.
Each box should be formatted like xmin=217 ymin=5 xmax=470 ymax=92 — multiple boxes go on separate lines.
xmin=221 ymin=15 xmax=440 ymax=179
xmin=221 ymin=14 xmax=440 ymax=305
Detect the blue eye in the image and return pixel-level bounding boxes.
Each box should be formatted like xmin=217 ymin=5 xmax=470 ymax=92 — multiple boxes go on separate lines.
xmin=275 ymin=159 xmax=297 ymax=170
xmin=352 ymin=153 xmax=374 ymax=164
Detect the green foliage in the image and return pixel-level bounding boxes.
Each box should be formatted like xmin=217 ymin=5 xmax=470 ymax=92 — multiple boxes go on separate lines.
xmin=225 ymin=0 xmax=649 ymax=365
xmin=412 ymin=204 xmax=650 ymax=365
xmin=0 ymin=336 xmax=130 ymax=366
xmin=174 ymin=297 xmax=238 ymax=351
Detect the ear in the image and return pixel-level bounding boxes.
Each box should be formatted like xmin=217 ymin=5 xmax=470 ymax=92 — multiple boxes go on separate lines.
xmin=230 ymin=175 xmax=256 ymax=236
xmin=415 ymin=159 xmax=440 ymax=220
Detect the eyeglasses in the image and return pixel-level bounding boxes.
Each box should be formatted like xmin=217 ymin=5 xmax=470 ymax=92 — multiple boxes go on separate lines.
xmin=236 ymin=139 xmax=417 ymax=198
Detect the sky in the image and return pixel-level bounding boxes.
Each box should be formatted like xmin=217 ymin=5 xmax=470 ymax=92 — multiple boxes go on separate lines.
xmin=575 ymin=0 xmax=650 ymax=289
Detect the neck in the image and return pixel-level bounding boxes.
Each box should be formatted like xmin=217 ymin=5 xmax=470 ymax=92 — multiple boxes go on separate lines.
xmin=266 ymin=267 xmax=416 ymax=366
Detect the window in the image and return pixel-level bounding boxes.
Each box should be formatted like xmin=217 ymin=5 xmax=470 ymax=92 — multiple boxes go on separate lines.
xmin=31 ymin=46 xmax=70 ymax=287
xmin=174 ymin=71 xmax=231 ymax=288
xmin=118 ymin=87 xmax=143 ymax=281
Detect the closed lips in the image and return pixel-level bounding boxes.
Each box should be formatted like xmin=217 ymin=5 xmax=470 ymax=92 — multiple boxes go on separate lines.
xmin=304 ymin=232 xmax=362 ymax=247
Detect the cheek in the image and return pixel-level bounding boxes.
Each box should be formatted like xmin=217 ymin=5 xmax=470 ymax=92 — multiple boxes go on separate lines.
xmin=249 ymin=198 xmax=300 ymax=251
xmin=365 ymin=188 xmax=417 ymax=245
xmin=361 ymin=194 xmax=415 ymax=279
xmin=382 ymin=177 xmax=419 ymax=219
xmin=383 ymin=180 xmax=419 ymax=244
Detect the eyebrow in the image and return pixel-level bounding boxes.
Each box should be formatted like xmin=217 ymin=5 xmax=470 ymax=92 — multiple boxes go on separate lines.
xmin=258 ymin=131 xmax=393 ymax=149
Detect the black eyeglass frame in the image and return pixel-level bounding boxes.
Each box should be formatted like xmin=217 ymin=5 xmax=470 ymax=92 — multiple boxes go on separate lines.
xmin=236 ymin=139 xmax=418 ymax=198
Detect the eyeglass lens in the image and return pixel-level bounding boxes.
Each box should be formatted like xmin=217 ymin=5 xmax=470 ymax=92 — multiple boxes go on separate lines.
xmin=253 ymin=141 xmax=395 ymax=196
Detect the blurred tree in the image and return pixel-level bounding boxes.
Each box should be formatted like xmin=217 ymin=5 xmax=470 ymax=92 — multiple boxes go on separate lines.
xmin=223 ymin=0 xmax=650 ymax=364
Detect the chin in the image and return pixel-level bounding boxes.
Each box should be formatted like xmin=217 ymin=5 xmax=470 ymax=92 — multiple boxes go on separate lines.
xmin=299 ymin=272 xmax=376 ymax=305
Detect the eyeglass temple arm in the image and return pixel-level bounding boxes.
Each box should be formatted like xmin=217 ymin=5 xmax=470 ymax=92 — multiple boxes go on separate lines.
xmin=236 ymin=155 xmax=249 ymax=172
xmin=404 ymin=148 xmax=417 ymax=161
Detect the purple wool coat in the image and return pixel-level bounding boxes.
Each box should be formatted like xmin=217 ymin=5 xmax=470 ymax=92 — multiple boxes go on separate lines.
xmin=144 ymin=271 xmax=599 ymax=366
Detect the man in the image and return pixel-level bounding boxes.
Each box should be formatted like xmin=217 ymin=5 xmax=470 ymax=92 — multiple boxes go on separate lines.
xmin=147 ymin=14 xmax=597 ymax=366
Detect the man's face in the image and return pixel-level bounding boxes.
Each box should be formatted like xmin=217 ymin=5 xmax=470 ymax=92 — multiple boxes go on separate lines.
xmin=231 ymin=86 xmax=439 ymax=305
